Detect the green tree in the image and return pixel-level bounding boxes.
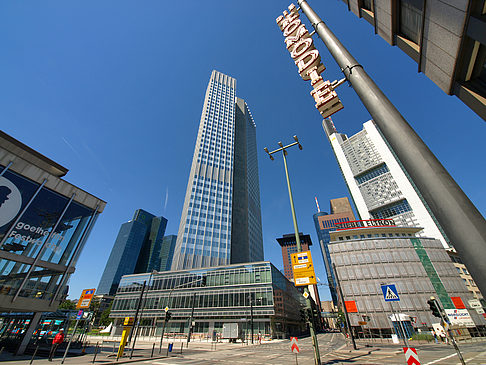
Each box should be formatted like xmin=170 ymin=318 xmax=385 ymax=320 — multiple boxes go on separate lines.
xmin=100 ymin=302 xmax=112 ymax=327
xmin=58 ymin=299 xmax=76 ymax=310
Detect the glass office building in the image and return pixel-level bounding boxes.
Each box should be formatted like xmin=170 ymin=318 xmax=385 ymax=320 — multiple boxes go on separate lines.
xmin=159 ymin=235 xmax=177 ymax=271
xmin=110 ymin=262 xmax=306 ymax=339
xmin=0 ymin=131 xmax=105 ymax=353
xmin=97 ymin=209 xmax=167 ymax=295
xmin=171 ymin=70 xmax=264 ymax=270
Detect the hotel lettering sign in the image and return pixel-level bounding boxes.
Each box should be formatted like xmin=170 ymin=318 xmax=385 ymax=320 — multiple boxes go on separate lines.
xmin=276 ymin=4 xmax=344 ymax=119
xmin=335 ymin=219 xmax=396 ymax=230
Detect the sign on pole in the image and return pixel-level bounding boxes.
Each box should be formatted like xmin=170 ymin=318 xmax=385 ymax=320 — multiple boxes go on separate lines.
xmin=290 ymin=337 xmax=299 ymax=353
xmin=381 ymin=284 xmax=400 ymax=302
xmin=403 ymin=347 xmax=421 ymax=365
xmin=444 ymin=309 xmax=475 ymax=327
xmin=76 ymin=310 xmax=83 ymax=320
xmin=76 ymin=288 xmax=96 ymax=309
xmin=290 ymin=251 xmax=317 ymax=286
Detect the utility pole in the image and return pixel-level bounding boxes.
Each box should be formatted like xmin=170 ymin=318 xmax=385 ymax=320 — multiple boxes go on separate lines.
xmin=264 ymin=136 xmax=321 ymax=365
xmin=333 ymin=263 xmax=357 ymax=350
xmin=128 ymin=281 xmax=146 ymax=350
xmin=296 ymin=0 xmax=486 ymax=297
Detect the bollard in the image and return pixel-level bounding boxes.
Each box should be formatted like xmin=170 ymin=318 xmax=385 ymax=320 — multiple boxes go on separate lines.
xmin=82 ymin=341 xmax=87 ymax=354
xmin=113 ymin=341 xmax=116 ymax=355
xmin=180 ymin=342 xmax=183 ymax=354
xmin=0 ymin=346 xmax=4 ymax=356
xmin=92 ymin=342 xmax=99 ymax=364
xmin=151 ymin=343 xmax=155 ymax=358
xmin=29 ymin=345 xmax=39 ymax=365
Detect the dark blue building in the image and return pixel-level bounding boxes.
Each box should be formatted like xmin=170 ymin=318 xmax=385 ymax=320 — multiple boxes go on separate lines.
xmin=312 ymin=198 xmax=355 ymax=306
xmin=159 ymin=235 xmax=177 ymax=271
xmin=97 ymin=209 xmax=167 ymax=295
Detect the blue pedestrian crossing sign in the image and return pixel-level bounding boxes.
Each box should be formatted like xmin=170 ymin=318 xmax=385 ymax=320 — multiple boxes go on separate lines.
xmin=381 ymin=284 xmax=400 ymax=301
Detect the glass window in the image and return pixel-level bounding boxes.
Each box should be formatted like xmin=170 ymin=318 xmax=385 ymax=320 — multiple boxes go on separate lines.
xmin=399 ymin=0 xmax=423 ymax=44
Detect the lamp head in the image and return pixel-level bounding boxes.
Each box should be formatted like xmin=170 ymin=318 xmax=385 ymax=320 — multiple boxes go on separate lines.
xmin=293 ymin=135 xmax=299 ymax=142
xmin=278 ymin=141 xmax=283 ymax=148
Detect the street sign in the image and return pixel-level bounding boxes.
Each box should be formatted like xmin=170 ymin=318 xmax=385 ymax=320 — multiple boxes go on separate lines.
xmin=76 ymin=310 xmax=83 ymax=320
xmin=381 ymin=284 xmax=400 ymax=302
xmin=290 ymin=337 xmax=299 ymax=353
xmin=403 ymin=347 xmax=421 ymax=365
xmin=291 ymin=251 xmax=317 ymax=286
xmin=165 ymin=306 xmax=169 ymax=312
xmin=76 ymin=288 xmax=96 ymax=309
xmin=303 ymin=291 xmax=309 ymax=299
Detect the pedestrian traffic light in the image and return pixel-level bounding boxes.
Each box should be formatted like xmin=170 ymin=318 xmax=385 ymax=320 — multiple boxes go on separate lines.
xmin=201 ymin=276 xmax=207 ymax=287
xmin=427 ymin=297 xmax=442 ymax=318
xmin=165 ymin=311 xmax=172 ymax=322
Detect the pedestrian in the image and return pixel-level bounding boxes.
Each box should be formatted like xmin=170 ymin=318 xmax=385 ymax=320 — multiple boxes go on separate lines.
xmin=48 ymin=328 xmax=65 ymax=361
xmin=432 ymin=331 xmax=438 ymax=344
xmin=258 ymin=332 xmax=262 ymax=344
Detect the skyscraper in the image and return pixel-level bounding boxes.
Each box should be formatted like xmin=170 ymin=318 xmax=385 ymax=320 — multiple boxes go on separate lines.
xmin=171 ymin=70 xmax=264 ymax=270
xmin=313 ymin=197 xmax=356 ymax=305
xmin=97 ymin=209 xmax=167 ymax=295
xmin=159 ymin=235 xmax=177 ymax=271
xmin=323 ymin=119 xmax=450 ymax=248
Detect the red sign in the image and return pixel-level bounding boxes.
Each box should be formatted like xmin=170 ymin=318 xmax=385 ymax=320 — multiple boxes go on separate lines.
xmin=345 ymin=301 xmax=358 ymax=313
xmin=403 ymin=347 xmax=421 ymax=365
xmin=335 ymin=219 xmax=396 ymax=230
xmin=451 ymin=297 xmax=466 ymax=309
xmin=290 ymin=337 xmax=299 ymax=353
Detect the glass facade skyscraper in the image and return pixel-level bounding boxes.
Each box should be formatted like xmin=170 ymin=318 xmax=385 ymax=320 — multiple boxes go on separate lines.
xmin=172 ymin=70 xmax=263 ymax=270
xmin=159 ymin=235 xmax=177 ymax=271
xmin=97 ymin=209 xmax=167 ymax=295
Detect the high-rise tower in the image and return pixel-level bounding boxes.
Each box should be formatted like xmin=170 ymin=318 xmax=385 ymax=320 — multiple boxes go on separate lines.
xmin=323 ymin=118 xmax=450 ymax=248
xmin=171 ymin=70 xmax=264 ymax=270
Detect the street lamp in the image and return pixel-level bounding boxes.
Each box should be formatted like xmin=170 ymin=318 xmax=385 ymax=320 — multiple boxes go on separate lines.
xmin=264 ymin=137 xmax=321 ymax=365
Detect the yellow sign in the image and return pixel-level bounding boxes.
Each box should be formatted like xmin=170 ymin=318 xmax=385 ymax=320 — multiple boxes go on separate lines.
xmin=76 ymin=288 xmax=95 ymax=309
xmin=117 ymin=326 xmax=132 ymax=359
xmin=291 ymin=251 xmax=317 ymax=286
xmin=123 ymin=317 xmax=134 ymax=326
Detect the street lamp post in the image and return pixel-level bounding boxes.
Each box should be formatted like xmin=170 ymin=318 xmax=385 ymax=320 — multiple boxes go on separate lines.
xmin=264 ymin=136 xmax=321 ymax=365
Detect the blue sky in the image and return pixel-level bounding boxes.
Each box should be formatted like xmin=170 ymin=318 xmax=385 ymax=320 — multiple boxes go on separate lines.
xmin=1 ymin=1 xmax=484 ymax=302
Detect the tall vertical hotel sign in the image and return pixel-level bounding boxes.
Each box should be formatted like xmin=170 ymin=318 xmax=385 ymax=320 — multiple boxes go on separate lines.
xmin=276 ymin=4 xmax=344 ymax=118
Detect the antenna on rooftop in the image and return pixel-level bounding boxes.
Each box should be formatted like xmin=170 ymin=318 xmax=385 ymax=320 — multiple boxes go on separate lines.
xmin=315 ymin=197 xmax=321 ymax=213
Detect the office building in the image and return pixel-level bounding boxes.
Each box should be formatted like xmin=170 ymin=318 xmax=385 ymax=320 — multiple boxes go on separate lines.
xmin=338 ymin=0 xmax=486 ymax=121
xmin=328 ymin=220 xmax=485 ymax=335
xmin=0 ymin=131 xmax=105 ymax=354
xmin=172 ymin=70 xmax=264 ymax=270
xmin=447 ymin=248 xmax=483 ymax=302
xmin=323 ymin=118 xmax=450 ymax=249
xmin=159 ymin=235 xmax=177 ymax=271
xmin=313 ymin=197 xmax=356 ymax=305
xmin=110 ymin=262 xmax=306 ymax=339
xmin=97 ymin=209 xmax=167 ymax=295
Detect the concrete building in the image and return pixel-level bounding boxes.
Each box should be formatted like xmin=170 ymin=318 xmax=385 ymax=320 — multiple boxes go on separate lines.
xmin=0 ymin=130 xmax=105 ymax=353
xmin=313 ymin=197 xmax=356 ymax=305
xmin=447 ymin=248 xmax=483 ymax=302
xmin=338 ymin=0 xmax=486 ymax=121
xmin=172 ymin=70 xmax=264 ymax=270
xmin=328 ymin=220 xmax=485 ymax=336
xmin=324 ymin=118 xmax=450 ymax=249
xmin=97 ymin=209 xmax=167 ymax=295
xmin=110 ymin=261 xmax=306 ymax=339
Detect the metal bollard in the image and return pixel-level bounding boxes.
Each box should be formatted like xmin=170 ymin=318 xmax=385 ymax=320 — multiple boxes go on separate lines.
xmin=92 ymin=342 xmax=99 ymax=363
xmin=180 ymin=342 xmax=183 ymax=354
xmin=0 ymin=346 xmax=4 ymax=356
xmin=29 ymin=345 xmax=39 ymax=365
xmin=151 ymin=343 xmax=155 ymax=358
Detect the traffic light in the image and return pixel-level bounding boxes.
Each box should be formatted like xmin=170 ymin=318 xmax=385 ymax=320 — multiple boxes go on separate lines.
xmin=427 ymin=298 xmax=442 ymax=318
xmin=165 ymin=311 xmax=172 ymax=322
xmin=201 ymin=276 xmax=207 ymax=287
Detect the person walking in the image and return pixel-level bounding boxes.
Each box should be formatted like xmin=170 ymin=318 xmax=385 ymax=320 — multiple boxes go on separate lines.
xmin=48 ymin=329 xmax=65 ymax=361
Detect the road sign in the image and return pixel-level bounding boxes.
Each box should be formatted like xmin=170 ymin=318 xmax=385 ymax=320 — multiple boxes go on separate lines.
xmin=291 ymin=251 xmax=317 ymax=286
xmin=76 ymin=288 xmax=96 ymax=309
xmin=403 ymin=347 xmax=421 ymax=365
xmin=290 ymin=337 xmax=299 ymax=353
xmin=381 ymin=284 xmax=400 ymax=302
xmin=303 ymin=291 xmax=309 ymax=299
xmin=76 ymin=310 xmax=83 ymax=320
xmin=165 ymin=306 xmax=169 ymax=312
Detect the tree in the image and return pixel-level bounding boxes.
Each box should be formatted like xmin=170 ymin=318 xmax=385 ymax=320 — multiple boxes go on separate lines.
xmin=100 ymin=302 xmax=113 ymax=327
xmin=58 ymin=299 xmax=76 ymax=310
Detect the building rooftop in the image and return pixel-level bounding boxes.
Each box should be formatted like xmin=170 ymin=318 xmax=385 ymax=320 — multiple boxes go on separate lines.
xmin=276 ymin=233 xmax=312 ymax=247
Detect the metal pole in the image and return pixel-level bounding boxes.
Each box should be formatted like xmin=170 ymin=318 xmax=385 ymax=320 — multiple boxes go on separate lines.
xmin=61 ymin=318 xmax=80 ymax=364
xmin=281 ymin=148 xmax=321 ymax=365
xmin=159 ymin=318 xmax=167 ymax=354
xmin=434 ymin=300 xmax=466 ymax=365
xmin=187 ymin=292 xmax=196 ymax=345
xmin=128 ymin=281 xmax=146 ymax=346
xmin=389 ymin=302 xmax=408 ymax=347
xmin=250 ymin=295 xmax=254 ymax=344
xmin=333 ymin=263 xmax=357 ymax=350
xmin=297 ymin=0 xmax=486 ymax=297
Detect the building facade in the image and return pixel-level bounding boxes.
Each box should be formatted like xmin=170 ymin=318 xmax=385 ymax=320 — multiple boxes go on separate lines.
xmin=171 ymin=70 xmax=264 ymax=270
xmin=97 ymin=209 xmax=167 ymax=295
xmin=159 ymin=235 xmax=177 ymax=271
xmin=324 ymin=119 xmax=450 ymax=249
xmin=0 ymin=131 xmax=105 ymax=353
xmin=338 ymin=0 xmax=486 ymax=121
xmin=329 ymin=223 xmax=485 ymax=335
xmin=110 ymin=262 xmax=306 ymax=339
xmin=313 ymin=197 xmax=356 ymax=305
